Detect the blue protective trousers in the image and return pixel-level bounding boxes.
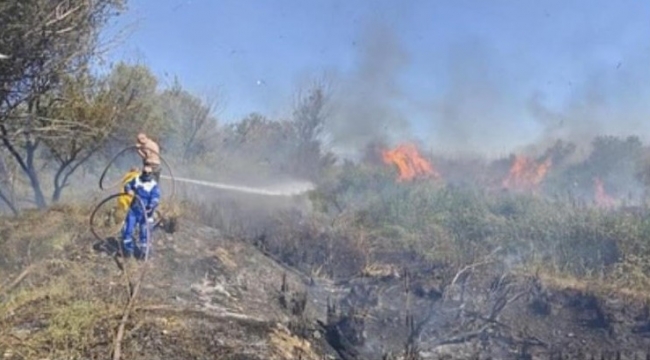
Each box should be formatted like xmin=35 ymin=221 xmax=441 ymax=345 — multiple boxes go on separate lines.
xmin=121 ymin=208 xmax=151 ymax=258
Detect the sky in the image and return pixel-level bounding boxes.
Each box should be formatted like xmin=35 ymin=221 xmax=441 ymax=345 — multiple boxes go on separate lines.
xmin=103 ymin=0 xmax=650 ymax=158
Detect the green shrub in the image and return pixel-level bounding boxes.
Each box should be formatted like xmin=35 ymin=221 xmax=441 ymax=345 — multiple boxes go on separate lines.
xmin=304 ymin=164 xmax=648 ymax=284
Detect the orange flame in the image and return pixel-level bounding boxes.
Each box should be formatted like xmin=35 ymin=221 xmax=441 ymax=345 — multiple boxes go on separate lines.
xmin=502 ymin=155 xmax=552 ymax=191
xmin=594 ymin=177 xmax=615 ymax=208
xmin=381 ymin=143 xmax=440 ymax=182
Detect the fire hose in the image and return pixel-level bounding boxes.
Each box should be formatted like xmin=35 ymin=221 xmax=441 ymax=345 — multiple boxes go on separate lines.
xmin=98 ymin=145 xmax=176 ymax=201
xmin=109 ymin=193 xmax=153 ymax=360
xmin=88 ymin=193 xmax=162 ymax=244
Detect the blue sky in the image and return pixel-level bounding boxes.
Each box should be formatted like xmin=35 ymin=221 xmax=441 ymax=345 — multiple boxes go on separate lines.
xmin=103 ymin=0 xmax=650 ymax=156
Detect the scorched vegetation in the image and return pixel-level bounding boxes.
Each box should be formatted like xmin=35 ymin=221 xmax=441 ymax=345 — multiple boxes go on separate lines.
xmin=3 ymin=0 xmax=650 ymax=358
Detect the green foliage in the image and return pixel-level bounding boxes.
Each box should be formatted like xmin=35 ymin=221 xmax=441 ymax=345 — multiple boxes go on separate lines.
xmin=0 ymin=0 xmax=126 ymax=118
xmin=308 ymin=158 xmax=650 ymax=284
xmin=0 ymin=0 xmax=127 ymax=209
xmin=45 ymin=300 xmax=105 ymax=354
xmin=217 ymin=113 xmax=296 ymax=177
xmin=104 ymin=61 xmax=166 ymax=147
xmin=542 ymin=135 xmax=645 ymax=200
xmin=158 ymin=81 xmax=219 ymax=161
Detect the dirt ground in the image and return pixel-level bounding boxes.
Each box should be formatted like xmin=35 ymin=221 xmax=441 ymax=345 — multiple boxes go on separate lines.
xmin=3 ymin=212 xmax=650 ymax=359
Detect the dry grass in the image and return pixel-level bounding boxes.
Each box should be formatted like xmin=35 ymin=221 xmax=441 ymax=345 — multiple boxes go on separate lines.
xmin=269 ymin=323 xmax=320 ymax=360
xmin=0 ymin=195 xmax=257 ymax=359
xmin=360 ymin=262 xmax=400 ymax=279
xmin=0 ymin=203 xmax=128 ymax=360
xmin=0 ymin=258 xmax=125 ymax=359
xmin=0 ymin=204 xmax=89 ymax=273
xmin=212 ymin=246 xmax=238 ymax=270
xmin=519 ymin=263 xmax=650 ymax=303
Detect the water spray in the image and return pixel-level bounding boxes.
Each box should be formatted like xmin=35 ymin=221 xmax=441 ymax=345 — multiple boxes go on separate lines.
xmin=90 ymin=146 xmax=314 ymax=241
xmin=99 ymin=145 xmax=313 ymax=198
xmin=160 ymin=175 xmax=314 ymax=197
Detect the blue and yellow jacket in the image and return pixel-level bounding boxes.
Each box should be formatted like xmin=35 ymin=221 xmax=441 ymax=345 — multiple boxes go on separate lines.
xmin=124 ymin=175 xmax=161 ymax=213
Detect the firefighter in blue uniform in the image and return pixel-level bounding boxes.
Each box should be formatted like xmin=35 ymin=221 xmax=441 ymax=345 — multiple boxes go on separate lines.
xmin=121 ymin=165 xmax=161 ymax=259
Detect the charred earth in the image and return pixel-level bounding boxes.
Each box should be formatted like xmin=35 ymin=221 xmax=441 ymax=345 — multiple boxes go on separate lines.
xmin=2 ymin=202 xmax=650 ymax=359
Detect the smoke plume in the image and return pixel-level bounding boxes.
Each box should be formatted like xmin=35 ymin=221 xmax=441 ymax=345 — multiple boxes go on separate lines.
xmin=527 ymin=47 xmax=650 ymax=157
xmin=429 ymin=36 xmax=650 ymax=159
xmin=322 ymin=19 xmax=650 ymax=160
xmin=325 ymin=22 xmax=412 ymax=159
xmin=428 ymin=38 xmax=534 ymax=158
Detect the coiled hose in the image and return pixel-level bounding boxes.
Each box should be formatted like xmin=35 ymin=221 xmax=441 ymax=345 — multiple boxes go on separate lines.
xmin=88 ymin=193 xmax=162 ymax=243
xmin=98 ymin=145 xmax=176 ymax=201
xmin=90 ymin=145 xmax=176 ymax=243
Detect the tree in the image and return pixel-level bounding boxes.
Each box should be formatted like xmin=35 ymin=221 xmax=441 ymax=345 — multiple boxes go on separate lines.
xmin=291 ymin=80 xmax=336 ymax=180
xmin=217 ymin=113 xmax=297 ymax=176
xmin=41 ymin=70 xmax=141 ymax=202
xmin=0 ymin=0 xmax=126 ymax=208
xmin=102 ymin=62 xmax=164 ymax=152
xmin=159 ymin=81 xmax=219 ymax=162
xmin=0 ymin=151 xmax=18 ymax=214
xmin=588 ymin=136 xmax=643 ymax=176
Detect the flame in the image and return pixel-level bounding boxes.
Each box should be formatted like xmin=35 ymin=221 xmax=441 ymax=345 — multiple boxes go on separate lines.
xmin=594 ymin=177 xmax=615 ymax=208
xmin=501 ymin=155 xmax=552 ymax=191
xmin=381 ymin=143 xmax=440 ymax=182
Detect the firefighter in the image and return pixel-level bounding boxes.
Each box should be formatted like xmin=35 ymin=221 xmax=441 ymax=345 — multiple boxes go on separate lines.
xmin=135 ymin=132 xmax=162 ymax=183
xmin=121 ymin=165 xmax=161 ymax=260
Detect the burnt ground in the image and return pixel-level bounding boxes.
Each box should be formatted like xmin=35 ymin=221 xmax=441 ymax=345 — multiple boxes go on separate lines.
xmin=0 ymin=210 xmax=337 ymax=360
xmin=320 ymin=265 xmax=650 ymax=359
xmin=3 ymin=212 xmax=650 ymax=359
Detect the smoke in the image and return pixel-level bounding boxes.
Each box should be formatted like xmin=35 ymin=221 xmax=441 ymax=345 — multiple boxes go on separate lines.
xmin=320 ymin=17 xmax=650 ymax=161
xmin=325 ymin=22 xmax=412 ymax=159
xmin=428 ymin=38 xmax=534 ymax=158
xmin=433 ymin=36 xmax=650 ymax=160
xmin=527 ymin=46 xmax=650 ymax=157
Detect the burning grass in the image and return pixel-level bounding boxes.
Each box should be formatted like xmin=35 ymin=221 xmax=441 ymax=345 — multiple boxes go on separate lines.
xmin=381 ymin=143 xmax=441 ymax=182
xmin=501 ymin=155 xmax=552 ymax=192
